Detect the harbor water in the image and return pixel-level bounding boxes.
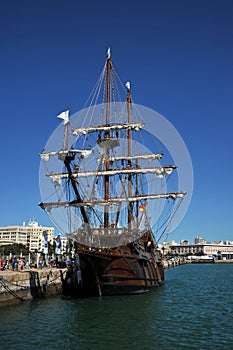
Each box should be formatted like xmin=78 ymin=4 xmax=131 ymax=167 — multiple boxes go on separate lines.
xmin=0 ymin=264 xmax=232 ymax=350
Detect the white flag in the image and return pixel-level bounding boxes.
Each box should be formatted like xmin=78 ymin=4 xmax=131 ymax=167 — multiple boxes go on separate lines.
xmin=57 ymin=110 xmax=69 ymax=125
xmin=107 ymin=47 xmax=111 ymax=59
xmin=125 ymin=81 xmax=131 ymax=90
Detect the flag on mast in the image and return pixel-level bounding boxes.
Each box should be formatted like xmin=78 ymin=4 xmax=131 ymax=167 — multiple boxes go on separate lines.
xmin=107 ymin=47 xmax=111 ymax=59
xmin=139 ymin=203 xmax=147 ymax=212
xmin=125 ymin=81 xmax=131 ymax=90
xmin=57 ymin=110 xmax=69 ymax=125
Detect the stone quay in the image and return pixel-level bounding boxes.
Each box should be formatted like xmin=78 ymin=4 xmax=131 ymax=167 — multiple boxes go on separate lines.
xmin=0 ymin=268 xmax=65 ymax=307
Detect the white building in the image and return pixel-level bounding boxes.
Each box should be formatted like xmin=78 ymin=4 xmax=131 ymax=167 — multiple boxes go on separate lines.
xmin=194 ymin=236 xmax=206 ymax=244
xmin=170 ymin=242 xmax=233 ymax=259
xmin=0 ymin=220 xmax=54 ymax=253
xmin=0 ymin=225 xmax=27 ymax=246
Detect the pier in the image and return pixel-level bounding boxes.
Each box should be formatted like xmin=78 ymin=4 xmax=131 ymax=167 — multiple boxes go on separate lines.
xmin=0 ymin=268 xmax=65 ymax=307
xmin=162 ymin=257 xmax=233 ymax=268
xmin=161 ymin=257 xmax=187 ymax=268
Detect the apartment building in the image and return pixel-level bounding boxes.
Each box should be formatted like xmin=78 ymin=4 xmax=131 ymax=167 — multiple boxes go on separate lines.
xmin=0 ymin=220 xmax=54 ymax=253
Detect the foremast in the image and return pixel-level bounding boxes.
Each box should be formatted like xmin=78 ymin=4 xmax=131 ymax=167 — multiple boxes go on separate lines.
xmin=57 ymin=110 xmax=91 ymax=228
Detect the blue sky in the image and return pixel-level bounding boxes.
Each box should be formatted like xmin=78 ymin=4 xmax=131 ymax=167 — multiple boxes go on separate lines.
xmin=0 ymin=0 xmax=232 ymax=243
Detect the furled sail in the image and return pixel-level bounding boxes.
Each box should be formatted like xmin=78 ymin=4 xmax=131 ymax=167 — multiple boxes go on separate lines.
xmin=72 ymin=122 xmax=144 ymax=136
xmin=47 ymin=165 xmax=176 ymax=181
xmin=109 ymin=153 xmax=164 ymax=162
xmin=39 ymin=191 xmax=186 ymax=210
xmin=40 ymin=149 xmax=93 ymax=162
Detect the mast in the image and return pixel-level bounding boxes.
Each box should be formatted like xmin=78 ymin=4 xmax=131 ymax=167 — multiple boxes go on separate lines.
xmin=126 ymin=82 xmax=133 ymax=230
xmin=62 ymin=112 xmax=90 ymax=226
xmin=64 ymin=155 xmax=90 ymax=225
xmin=104 ymin=48 xmax=111 ymax=228
xmin=135 ymin=160 xmax=139 ymax=225
xmin=65 ymin=122 xmax=69 ymax=150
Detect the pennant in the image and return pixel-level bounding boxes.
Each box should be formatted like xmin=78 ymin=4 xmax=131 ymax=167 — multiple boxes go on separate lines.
xmin=57 ymin=110 xmax=69 ymax=125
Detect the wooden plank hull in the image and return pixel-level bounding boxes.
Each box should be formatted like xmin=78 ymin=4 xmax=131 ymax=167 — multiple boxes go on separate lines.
xmin=61 ymin=243 xmax=164 ymax=298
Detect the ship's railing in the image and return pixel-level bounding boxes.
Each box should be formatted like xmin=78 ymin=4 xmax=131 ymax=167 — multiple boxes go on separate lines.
xmin=67 ymin=227 xmax=149 ymax=249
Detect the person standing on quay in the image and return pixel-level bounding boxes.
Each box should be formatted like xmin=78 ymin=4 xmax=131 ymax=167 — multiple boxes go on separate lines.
xmin=9 ymin=257 xmax=13 ymax=270
xmin=13 ymin=256 xmax=18 ymax=271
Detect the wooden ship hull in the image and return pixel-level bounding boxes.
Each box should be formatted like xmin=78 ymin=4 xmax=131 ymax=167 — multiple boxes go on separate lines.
xmin=61 ymin=232 xmax=164 ymax=297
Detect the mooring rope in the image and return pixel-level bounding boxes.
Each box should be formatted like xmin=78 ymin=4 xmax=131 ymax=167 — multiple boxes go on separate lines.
xmin=0 ymin=269 xmax=67 ymax=302
xmin=43 ymin=268 xmax=67 ymax=286
xmin=0 ymin=276 xmax=25 ymax=302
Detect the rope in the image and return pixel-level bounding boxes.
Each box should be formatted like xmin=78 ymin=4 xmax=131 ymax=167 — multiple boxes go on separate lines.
xmin=156 ymin=197 xmax=184 ymax=243
xmin=0 ymin=276 xmax=25 ymax=302
xmin=0 ymin=269 xmax=66 ymax=301
xmin=44 ymin=269 xmax=67 ymax=286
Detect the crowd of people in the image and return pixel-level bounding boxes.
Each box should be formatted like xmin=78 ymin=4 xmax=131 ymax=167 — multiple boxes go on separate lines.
xmin=0 ymin=256 xmax=30 ymax=271
xmin=0 ymin=256 xmax=61 ymax=271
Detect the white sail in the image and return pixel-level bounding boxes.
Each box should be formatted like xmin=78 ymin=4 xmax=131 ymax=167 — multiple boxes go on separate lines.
xmin=72 ymin=122 xmax=144 ymax=136
xmin=40 ymin=149 xmax=93 ymax=162
xmin=47 ymin=165 xmax=176 ymax=181
xmin=39 ymin=191 xmax=186 ymax=210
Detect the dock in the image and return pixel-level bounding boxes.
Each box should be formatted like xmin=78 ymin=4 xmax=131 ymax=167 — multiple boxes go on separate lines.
xmin=0 ymin=268 xmax=65 ymax=307
xmin=162 ymin=257 xmax=187 ymax=268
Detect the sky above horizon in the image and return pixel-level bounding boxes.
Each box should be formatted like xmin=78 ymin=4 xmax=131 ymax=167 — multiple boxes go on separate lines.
xmin=0 ymin=0 xmax=232 ymax=243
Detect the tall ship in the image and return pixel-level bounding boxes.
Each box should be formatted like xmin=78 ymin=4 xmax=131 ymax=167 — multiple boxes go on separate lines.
xmin=39 ymin=49 xmax=186 ymax=297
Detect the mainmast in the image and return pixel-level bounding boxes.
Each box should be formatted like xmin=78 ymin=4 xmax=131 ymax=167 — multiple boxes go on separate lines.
xmin=126 ymin=82 xmax=133 ymax=230
xmin=104 ymin=48 xmax=111 ymax=228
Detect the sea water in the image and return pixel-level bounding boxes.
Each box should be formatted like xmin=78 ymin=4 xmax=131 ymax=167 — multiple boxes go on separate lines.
xmin=0 ymin=264 xmax=232 ymax=350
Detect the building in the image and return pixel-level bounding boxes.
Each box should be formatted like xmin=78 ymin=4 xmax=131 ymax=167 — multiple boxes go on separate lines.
xmin=0 ymin=225 xmax=28 ymax=247
xmin=194 ymin=236 xmax=206 ymax=244
xmin=0 ymin=220 xmax=54 ymax=253
xmin=170 ymin=241 xmax=233 ymax=259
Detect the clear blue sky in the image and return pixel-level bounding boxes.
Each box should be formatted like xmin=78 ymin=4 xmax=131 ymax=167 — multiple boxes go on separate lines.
xmin=0 ymin=0 xmax=232 ymax=243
